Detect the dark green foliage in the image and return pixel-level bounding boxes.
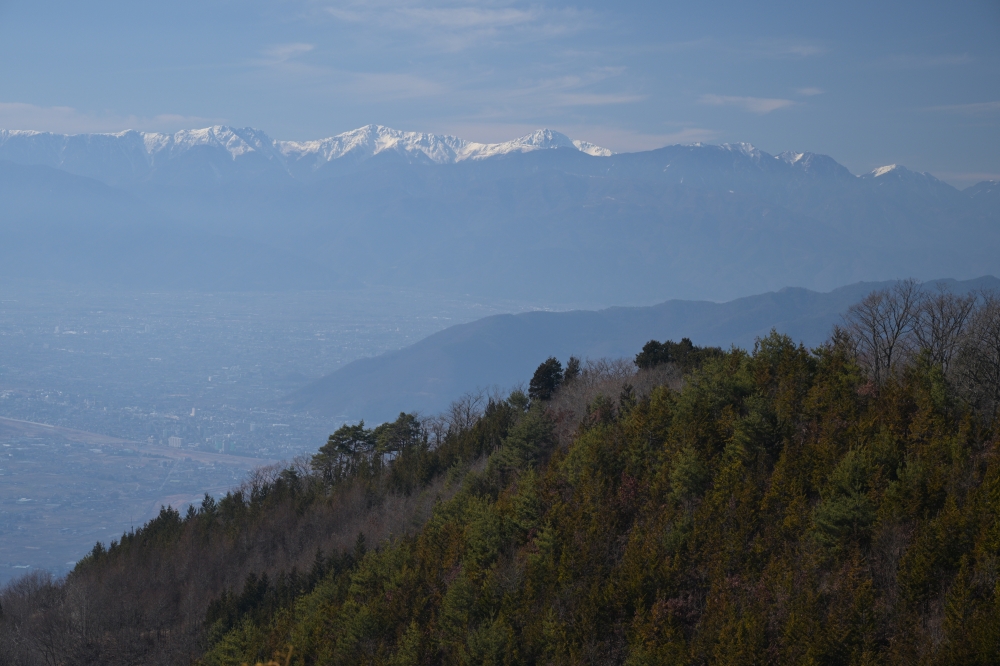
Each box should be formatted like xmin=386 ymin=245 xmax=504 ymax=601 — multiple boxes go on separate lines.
xmin=311 ymin=420 xmax=378 ymax=483
xmin=75 ymin=505 xmax=184 ymax=573
xmin=197 ymin=331 xmax=1000 ymax=665
xmin=564 ymin=356 xmax=581 ymax=383
xmin=528 ymin=356 xmax=563 ymax=401
xmin=812 ymin=449 xmax=877 ymax=548
xmin=373 ymin=413 xmax=422 ymax=455
xmin=634 ymin=336 xmax=723 ymax=372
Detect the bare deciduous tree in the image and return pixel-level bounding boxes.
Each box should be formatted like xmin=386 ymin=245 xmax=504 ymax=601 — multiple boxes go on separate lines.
xmin=843 ymin=279 xmax=921 ymax=386
xmin=547 ymin=357 xmax=681 ymax=446
xmin=447 ymin=390 xmax=488 ymax=434
xmin=842 ymin=281 xmax=1000 ymax=417
xmin=913 ymin=284 xmax=976 ymax=375
xmin=955 ymin=292 xmax=1000 ymax=417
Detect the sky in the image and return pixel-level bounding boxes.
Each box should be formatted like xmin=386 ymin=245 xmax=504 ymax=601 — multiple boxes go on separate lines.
xmin=0 ymin=0 xmax=997 ymax=186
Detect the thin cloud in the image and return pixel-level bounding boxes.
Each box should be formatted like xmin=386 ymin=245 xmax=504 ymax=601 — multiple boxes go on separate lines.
xmin=879 ymin=53 xmax=973 ymax=68
xmin=261 ymin=43 xmax=315 ymax=63
xmin=250 ymin=43 xmax=326 ymax=78
xmin=550 ymin=92 xmax=646 ymax=106
xmin=656 ymin=127 xmax=723 ymax=145
xmin=928 ymin=101 xmax=1000 ymax=115
xmin=796 ymin=87 xmax=824 ymax=96
xmin=782 ymin=44 xmax=824 ymax=57
xmin=748 ymin=39 xmax=826 ymax=58
xmin=700 ymin=94 xmax=797 ymax=114
xmin=397 ymin=6 xmax=539 ymax=30
xmin=346 ymin=72 xmax=448 ymax=100
xmin=496 ymin=68 xmax=643 ymax=111
xmin=327 ymin=3 xmax=542 ymax=30
xmin=0 ymin=102 xmax=217 ymax=134
xmin=321 ymin=1 xmax=591 ymax=51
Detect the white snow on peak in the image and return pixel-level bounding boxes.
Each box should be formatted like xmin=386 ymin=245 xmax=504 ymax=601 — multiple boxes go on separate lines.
xmin=142 ymin=126 xmax=279 ymax=160
xmin=861 ymin=164 xmax=958 ymax=193
xmin=278 ymin=125 xmax=467 ymax=164
xmin=0 ymin=129 xmax=42 ymax=139
xmin=721 ymin=142 xmax=762 ymax=159
xmin=573 ymin=140 xmax=613 ymax=157
xmin=870 ymin=164 xmax=900 ymax=178
xmin=0 ymin=124 xmax=612 ymax=180
xmin=278 ymin=125 xmax=610 ymax=166
xmin=778 ymin=151 xmax=806 ymax=165
xmin=470 ymin=128 xmax=575 ymax=158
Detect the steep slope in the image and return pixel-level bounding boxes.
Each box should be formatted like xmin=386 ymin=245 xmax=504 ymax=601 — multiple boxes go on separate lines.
xmin=283 ymin=277 xmax=1000 ymax=421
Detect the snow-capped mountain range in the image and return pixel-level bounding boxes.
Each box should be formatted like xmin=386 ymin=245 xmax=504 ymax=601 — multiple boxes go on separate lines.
xmin=0 ymin=125 xmax=612 ymax=184
xmin=278 ymin=126 xmax=612 ymax=163
xmin=0 ymin=122 xmax=994 ymax=303
xmin=0 ymin=123 xmax=973 ymax=191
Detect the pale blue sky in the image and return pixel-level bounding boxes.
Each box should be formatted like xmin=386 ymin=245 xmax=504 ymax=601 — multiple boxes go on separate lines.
xmin=0 ymin=0 xmax=997 ymax=185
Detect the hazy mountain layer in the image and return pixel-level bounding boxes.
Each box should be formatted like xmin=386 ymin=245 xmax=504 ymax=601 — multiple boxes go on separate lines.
xmin=0 ymin=125 xmax=996 ymax=303
xmin=284 ymin=277 xmax=1000 ymax=422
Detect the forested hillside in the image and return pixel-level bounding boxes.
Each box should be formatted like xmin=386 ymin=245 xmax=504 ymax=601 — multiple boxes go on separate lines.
xmin=3 ymin=283 xmax=1000 ymax=665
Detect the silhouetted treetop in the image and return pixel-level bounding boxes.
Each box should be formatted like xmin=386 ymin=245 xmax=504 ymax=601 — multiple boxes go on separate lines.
xmin=634 ymin=336 xmax=722 ymax=372
xmin=528 ymin=356 xmax=563 ymax=401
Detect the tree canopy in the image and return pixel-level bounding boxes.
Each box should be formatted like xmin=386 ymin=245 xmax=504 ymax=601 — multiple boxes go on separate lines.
xmin=634 ymin=336 xmax=722 ymax=372
xmin=528 ymin=356 xmax=563 ymax=402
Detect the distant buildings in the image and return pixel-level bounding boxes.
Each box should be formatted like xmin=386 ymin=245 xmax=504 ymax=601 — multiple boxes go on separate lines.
xmin=168 ymin=436 xmax=182 ymax=448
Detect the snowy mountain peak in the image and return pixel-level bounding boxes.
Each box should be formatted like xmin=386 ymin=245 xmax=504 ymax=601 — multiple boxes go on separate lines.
xmin=0 ymin=124 xmax=611 ymax=181
xmin=775 ymin=151 xmax=855 ymax=179
xmin=722 ymin=142 xmax=762 ymax=159
xmin=1 ymin=124 xmax=957 ymax=195
xmin=280 ymin=124 xmax=474 ymax=164
xmin=857 ymin=163 xmax=961 ymax=200
xmin=506 ymin=128 xmax=575 ymax=150
xmin=778 ymin=151 xmax=807 ymax=165
xmin=861 ymin=164 xmax=947 ymax=187
xmin=0 ymin=124 xmax=884 ymax=189
xmin=277 ymin=126 xmax=610 ymax=166
xmin=142 ymin=126 xmax=280 ymax=161
xmin=870 ymin=164 xmax=900 ymax=178
xmin=573 ymin=140 xmax=613 ymax=157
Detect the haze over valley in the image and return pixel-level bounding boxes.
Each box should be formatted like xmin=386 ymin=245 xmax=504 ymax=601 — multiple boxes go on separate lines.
xmin=1 ymin=1 xmax=999 ymax=662
xmin=0 ymin=284 xmax=527 ymax=581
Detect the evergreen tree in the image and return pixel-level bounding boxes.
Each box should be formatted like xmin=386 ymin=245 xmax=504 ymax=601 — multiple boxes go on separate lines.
xmin=528 ymin=357 xmax=563 ymax=401
xmin=564 ymin=356 xmax=581 ymax=383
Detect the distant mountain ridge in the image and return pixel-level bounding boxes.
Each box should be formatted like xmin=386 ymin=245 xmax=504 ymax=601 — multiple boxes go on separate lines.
xmin=284 ymin=276 xmax=1000 ymax=422
xmin=0 ymin=123 xmax=995 ymax=302
xmin=0 ymin=125 xmax=612 ymax=185
xmin=0 ymin=123 xmax=983 ymax=193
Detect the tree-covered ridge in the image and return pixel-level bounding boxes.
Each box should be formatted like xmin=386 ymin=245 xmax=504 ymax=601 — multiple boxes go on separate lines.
xmin=0 ymin=398 xmax=522 ymax=665
xmin=2 ymin=285 xmax=999 ymax=665
xmin=193 ymin=328 xmax=999 ymax=665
